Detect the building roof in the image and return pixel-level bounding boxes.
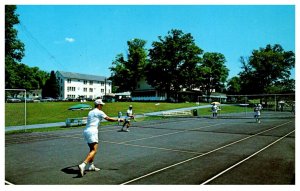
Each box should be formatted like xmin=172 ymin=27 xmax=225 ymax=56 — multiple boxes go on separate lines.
xmin=57 ymin=71 xmax=111 ymax=82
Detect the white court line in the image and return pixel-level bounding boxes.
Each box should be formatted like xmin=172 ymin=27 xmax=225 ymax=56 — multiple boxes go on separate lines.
xmin=119 ymin=123 xmax=222 ymax=144
xmin=4 ymin=118 xmax=214 ymax=143
xmin=101 ymin=140 xmax=204 ymax=155
xmin=120 ymin=121 xmax=292 ymax=185
xmin=5 ymin=180 xmax=14 ymax=185
xmin=200 ymin=129 xmax=295 ymax=185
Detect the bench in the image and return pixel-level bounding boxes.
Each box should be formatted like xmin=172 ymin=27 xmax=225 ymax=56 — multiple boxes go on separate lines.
xmin=65 ymin=117 xmax=88 ymax=127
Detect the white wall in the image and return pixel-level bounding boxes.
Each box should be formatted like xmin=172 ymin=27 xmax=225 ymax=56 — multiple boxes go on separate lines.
xmin=56 ymin=72 xmax=111 ymax=100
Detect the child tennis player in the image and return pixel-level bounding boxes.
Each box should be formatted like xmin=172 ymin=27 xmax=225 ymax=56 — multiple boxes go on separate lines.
xmin=121 ymin=105 xmax=134 ymax=132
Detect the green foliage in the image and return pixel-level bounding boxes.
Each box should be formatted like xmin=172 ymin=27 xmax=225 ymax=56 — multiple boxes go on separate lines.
xmin=226 ymin=76 xmax=241 ymax=94
xmin=5 ymin=5 xmax=49 ymax=91
xmin=198 ymin=52 xmax=228 ymax=96
xmin=109 ymin=39 xmax=148 ymax=92
xmin=147 ymin=29 xmax=203 ymax=101
xmin=239 ymin=44 xmax=295 ymax=94
xmin=5 ymin=5 xmax=24 ymax=63
xmin=110 ymin=29 xmax=232 ymax=102
xmin=42 ymin=71 xmax=59 ymax=98
xmin=5 ymin=5 xmax=25 ymax=89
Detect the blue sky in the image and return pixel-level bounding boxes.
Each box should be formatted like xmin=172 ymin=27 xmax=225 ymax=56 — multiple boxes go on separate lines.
xmin=15 ymin=5 xmax=295 ymax=79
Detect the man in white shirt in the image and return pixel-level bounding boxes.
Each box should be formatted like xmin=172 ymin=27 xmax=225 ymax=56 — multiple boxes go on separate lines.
xmin=121 ymin=105 xmax=134 ymax=132
xmin=78 ymin=99 xmax=124 ymax=177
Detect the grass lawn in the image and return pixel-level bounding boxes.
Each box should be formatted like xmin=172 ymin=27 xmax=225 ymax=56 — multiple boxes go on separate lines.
xmin=5 ymin=101 xmax=203 ymax=126
xmin=5 ymin=102 xmax=253 ymax=134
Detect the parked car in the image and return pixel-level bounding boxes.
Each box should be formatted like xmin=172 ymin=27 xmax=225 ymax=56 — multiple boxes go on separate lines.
xmin=41 ymin=97 xmax=56 ymax=102
xmin=33 ymin=99 xmax=41 ymax=103
xmin=6 ymin=98 xmax=21 ymax=103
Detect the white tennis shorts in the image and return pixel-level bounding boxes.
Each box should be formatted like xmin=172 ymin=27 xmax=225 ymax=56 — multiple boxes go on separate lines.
xmin=83 ymin=130 xmax=98 ymax=144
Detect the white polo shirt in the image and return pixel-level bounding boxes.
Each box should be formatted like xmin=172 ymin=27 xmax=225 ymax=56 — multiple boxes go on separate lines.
xmin=84 ymin=108 xmax=107 ymax=133
xmin=211 ymin=105 xmax=218 ymax=113
xmin=125 ymin=109 xmax=133 ymax=120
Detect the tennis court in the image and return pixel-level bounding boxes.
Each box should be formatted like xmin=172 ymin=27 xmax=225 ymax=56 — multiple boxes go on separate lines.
xmin=5 ymin=111 xmax=295 ymax=185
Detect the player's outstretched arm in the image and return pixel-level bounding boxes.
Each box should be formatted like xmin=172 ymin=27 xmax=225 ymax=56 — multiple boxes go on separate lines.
xmin=105 ymin=116 xmax=124 ymax=123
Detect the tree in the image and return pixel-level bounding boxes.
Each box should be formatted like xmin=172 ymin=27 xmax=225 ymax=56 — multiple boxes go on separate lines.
xmin=109 ymin=38 xmax=148 ymax=92
xmin=146 ymin=29 xmax=203 ymax=101
xmin=226 ymin=76 xmax=241 ymax=95
xmin=42 ymin=71 xmax=59 ymax=98
xmin=265 ymin=79 xmax=295 ymax=94
xmin=5 ymin=5 xmax=25 ymax=89
xmin=239 ymin=44 xmax=295 ymax=94
xmin=198 ymin=52 xmax=229 ymax=97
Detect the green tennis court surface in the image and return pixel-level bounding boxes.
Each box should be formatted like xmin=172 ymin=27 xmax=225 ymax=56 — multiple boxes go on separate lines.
xmin=5 ymin=114 xmax=295 ymax=185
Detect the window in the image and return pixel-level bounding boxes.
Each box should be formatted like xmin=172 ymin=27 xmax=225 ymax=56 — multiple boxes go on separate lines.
xmin=67 ymin=79 xmax=71 ymax=83
xmin=68 ymin=87 xmax=76 ymax=91
xmin=101 ymin=82 xmax=104 ymax=86
xmin=84 ymin=80 xmax=87 ymax=84
xmin=83 ymin=88 xmax=87 ymax=92
xmin=89 ymin=88 xmax=93 ymax=92
xmin=101 ymin=89 xmax=104 ymax=93
xmin=89 ymin=81 xmax=93 ymax=85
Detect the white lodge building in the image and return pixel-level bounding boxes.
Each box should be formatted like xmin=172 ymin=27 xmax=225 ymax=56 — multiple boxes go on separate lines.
xmin=56 ymin=71 xmax=112 ymax=100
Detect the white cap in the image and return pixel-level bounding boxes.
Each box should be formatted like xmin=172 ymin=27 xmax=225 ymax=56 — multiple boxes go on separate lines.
xmin=94 ymin=99 xmax=105 ymax=105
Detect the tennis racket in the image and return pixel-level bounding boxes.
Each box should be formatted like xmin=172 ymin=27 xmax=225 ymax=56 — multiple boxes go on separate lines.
xmin=132 ymin=114 xmax=147 ymax=122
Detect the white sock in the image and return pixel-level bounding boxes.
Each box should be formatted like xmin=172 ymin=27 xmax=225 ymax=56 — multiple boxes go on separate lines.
xmin=80 ymin=162 xmax=86 ymax=168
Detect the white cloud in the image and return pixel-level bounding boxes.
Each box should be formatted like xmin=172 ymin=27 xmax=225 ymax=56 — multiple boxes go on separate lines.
xmin=65 ymin=37 xmax=75 ymax=43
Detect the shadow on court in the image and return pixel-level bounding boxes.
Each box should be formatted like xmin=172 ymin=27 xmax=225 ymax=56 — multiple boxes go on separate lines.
xmin=61 ymin=166 xmax=82 ymax=178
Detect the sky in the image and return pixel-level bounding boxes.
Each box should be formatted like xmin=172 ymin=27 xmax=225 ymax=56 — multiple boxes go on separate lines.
xmin=14 ymin=4 xmax=295 ymax=79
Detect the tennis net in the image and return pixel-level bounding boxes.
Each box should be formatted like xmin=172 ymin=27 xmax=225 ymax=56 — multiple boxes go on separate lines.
xmin=137 ymin=93 xmax=295 ymax=120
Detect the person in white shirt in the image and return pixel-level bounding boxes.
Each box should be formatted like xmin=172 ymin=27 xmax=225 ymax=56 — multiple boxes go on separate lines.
xmin=254 ymin=104 xmax=263 ymax=123
xmin=211 ymin=103 xmax=219 ymax=118
xmin=121 ymin=105 xmax=134 ymax=132
xmin=78 ymin=99 xmax=124 ymax=177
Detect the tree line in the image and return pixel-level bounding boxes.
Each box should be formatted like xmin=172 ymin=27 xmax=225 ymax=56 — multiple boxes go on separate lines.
xmin=109 ymin=30 xmax=295 ymax=101
xmin=5 ymin=5 xmax=295 ymax=101
xmin=5 ymin=5 xmax=58 ymax=98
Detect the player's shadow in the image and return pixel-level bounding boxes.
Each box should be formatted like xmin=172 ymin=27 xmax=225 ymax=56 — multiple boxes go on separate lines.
xmin=61 ymin=165 xmax=120 ymax=178
xmin=61 ymin=165 xmax=83 ymax=178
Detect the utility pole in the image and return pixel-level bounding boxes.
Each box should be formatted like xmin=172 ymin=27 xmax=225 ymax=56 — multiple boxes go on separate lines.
xmin=104 ymin=77 xmax=107 ymax=96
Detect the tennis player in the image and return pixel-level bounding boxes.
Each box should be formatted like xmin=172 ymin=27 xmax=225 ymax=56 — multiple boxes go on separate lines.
xmin=121 ymin=105 xmax=134 ymax=132
xmin=254 ymin=104 xmax=263 ymax=123
xmin=78 ymin=99 xmax=124 ymax=177
xmin=211 ymin=103 xmax=219 ymax=118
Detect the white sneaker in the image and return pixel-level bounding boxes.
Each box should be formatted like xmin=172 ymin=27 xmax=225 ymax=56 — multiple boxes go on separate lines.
xmin=78 ymin=163 xmax=85 ymax=177
xmin=124 ymin=129 xmax=130 ymax=132
xmin=87 ymin=164 xmax=100 ymax=171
